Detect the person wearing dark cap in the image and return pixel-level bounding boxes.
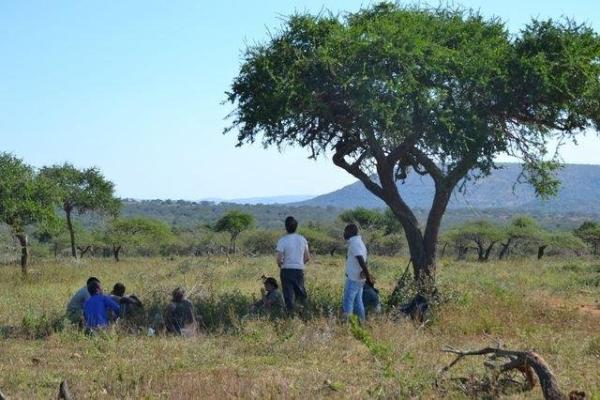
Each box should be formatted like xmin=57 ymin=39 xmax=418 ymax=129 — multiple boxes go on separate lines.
xmin=276 ymin=216 xmax=311 ymax=312
xmin=66 ymin=277 xmax=101 ymax=325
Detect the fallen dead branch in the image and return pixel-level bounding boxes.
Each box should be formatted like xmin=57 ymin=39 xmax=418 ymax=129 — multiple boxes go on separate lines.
xmin=438 ymin=345 xmax=586 ymax=400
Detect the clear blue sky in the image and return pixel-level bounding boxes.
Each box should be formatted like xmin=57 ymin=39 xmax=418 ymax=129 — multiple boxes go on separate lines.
xmin=1 ymin=1 xmax=599 ymax=200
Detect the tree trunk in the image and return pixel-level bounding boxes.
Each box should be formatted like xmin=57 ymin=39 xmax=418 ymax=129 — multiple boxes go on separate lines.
xmin=15 ymin=233 xmax=28 ymax=275
xmin=77 ymin=245 xmax=92 ymax=258
xmin=386 ymin=188 xmax=450 ymax=288
xmin=499 ymin=238 xmax=512 ymax=260
xmin=113 ymin=245 xmax=122 ymax=262
xmin=65 ymin=207 xmax=77 ymax=258
xmin=440 ymin=242 xmax=448 ymax=258
xmin=538 ymin=245 xmax=548 ymax=260
xmin=476 ymin=240 xmax=485 ymax=261
xmin=230 ymin=233 xmax=238 ymax=254
xmin=483 ymin=242 xmax=495 ymax=261
xmin=457 ymin=245 xmax=468 ymax=260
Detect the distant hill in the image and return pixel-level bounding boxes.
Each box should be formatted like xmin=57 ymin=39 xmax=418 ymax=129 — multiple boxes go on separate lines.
xmin=297 ymin=163 xmax=600 ymax=214
xmin=201 ymin=195 xmax=314 ymax=205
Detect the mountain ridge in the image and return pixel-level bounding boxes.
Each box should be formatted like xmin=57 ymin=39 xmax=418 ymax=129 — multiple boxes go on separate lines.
xmin=295 ymin=163 xmax=600 ymax=213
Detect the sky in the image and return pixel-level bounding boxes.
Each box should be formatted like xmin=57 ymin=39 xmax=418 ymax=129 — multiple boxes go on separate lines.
xmin=1 ymin=1 xmax=599 ymax=200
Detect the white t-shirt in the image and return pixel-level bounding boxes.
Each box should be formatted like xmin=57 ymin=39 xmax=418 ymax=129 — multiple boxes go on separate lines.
xmin=345 ymin=235 xmax=367 ymax=282
xmin=276 ymin=233 xmax=309 ymax=270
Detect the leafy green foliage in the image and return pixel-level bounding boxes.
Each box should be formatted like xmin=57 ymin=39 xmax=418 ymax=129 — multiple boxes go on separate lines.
xmin=227 ymin=4 xmax=599 ymax=190
xmin=339 ymin=207 xmax=384 ymax=230
xmin=446 ymin=220 xmax=505 ymax=261
xmin=543 ymin=231 xmax=586 ymax=253
xmin=213 ymin=211 xmax=254 ymax=252
xmin=574 ymin=221 xmax=600 ymax=255
xmin=298 ymin=227 xmax=341 ymax=255
xmin=0 ymin=153 xmax=57 ymax=234
xmin=241 ymin=230 xmax=279 ymax=255
xmin=102 ymin=217 xmax=174 ymax=258
xmin=40 ymin=163 xmax=120 ymax=216
xmin=40 ymin=163 xmax=119 ymax=257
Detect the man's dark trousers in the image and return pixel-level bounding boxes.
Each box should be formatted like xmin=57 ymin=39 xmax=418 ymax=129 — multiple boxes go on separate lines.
xmin=280 ymin=268 xmax=307 ymax=312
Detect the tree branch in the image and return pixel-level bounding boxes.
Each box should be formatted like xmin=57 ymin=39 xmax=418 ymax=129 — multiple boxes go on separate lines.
xmin=438 ymin=345 xmax=580 ymax=400
xmin=333 ymin=146 xmax=384 ymax=199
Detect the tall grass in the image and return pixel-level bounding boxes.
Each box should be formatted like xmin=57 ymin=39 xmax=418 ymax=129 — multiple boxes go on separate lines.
xmin=0 ymin=255 xmax=598 ymax=399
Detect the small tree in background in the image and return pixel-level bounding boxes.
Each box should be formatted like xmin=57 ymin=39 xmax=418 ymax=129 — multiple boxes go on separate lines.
xmin=213 ymin=211 xmax=254 ymax=254
xmin=537 ymin=231 xmax=585 ymax=259
xmin=40 ymin=163 xmax=120 ymax=258
xmin=102 ymin=217 xmax=174 ymax=261
xmin=0 ymin=153 xmax=57 ymax=274
xmin=498 ymin=216 xmax=544 ymax=259
xmin=226 ymin=2 xmax=600 ymax=290
xmin=339 ymin=207 xmax=384 ymax=231
xmin=574 ymin=221 xmax=600 ymax=255
xmin=447 ymin=220 xmax=505 ymax=262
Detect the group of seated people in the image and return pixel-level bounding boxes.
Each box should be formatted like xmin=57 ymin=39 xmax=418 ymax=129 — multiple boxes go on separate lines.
xmin=65 ymin=274 xmax=382 ymax=335
xmin=65 ymin=277 xmax=197 ymax=335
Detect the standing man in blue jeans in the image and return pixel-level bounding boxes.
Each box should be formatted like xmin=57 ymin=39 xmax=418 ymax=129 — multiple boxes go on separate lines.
xmin=343 ymin=224 xmax=373 ymax=321
xmin=276 ymin=216 xmax=311 ymax=312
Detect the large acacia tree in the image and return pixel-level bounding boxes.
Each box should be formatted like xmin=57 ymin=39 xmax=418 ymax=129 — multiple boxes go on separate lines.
xmin=40 ymin=163 xmax=120 ymax=258
xmin=226 ymin=3 xmax=600 ymax=285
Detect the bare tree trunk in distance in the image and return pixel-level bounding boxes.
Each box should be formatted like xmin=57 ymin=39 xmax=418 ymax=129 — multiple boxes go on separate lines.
xmin=15 ymin=233 xmax=28 ymax=275
xmin=77 ymin=245 xmax=92 ymax=258
xmin=113 ymin=245 xmax=122 ymax=262
xmin=65 ymin=206 xmax=77 ymax=258
xmin=483 ymin=242 xmax=496 ymax=261
xmin=499 ymin=238 xmax=512 ymax=260
xmin=538 ymin=245 xmax=548 ymax=260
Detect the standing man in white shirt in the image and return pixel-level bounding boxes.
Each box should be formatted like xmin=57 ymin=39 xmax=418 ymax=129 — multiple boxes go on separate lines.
xmin=342 ymin=224 xmax=373 ymax=321
xmin=276 ymin=216 xmax=310 ymax=312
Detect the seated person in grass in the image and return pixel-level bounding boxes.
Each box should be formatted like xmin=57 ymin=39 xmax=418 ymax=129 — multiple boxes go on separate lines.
xmin=66 ymin=276 xmax=100 ymax=325
xmin=109 ymin=283 xmax=142 ymax=319
xmin=362 ymin=280 xmax=382 ymax=315
xmin=83 ymin=281 xmax=121 ymax=331
xmin=251 ymin=276 xmax=284 ymax=313
xmin=164 ymin=287 xmax=197 ymax=336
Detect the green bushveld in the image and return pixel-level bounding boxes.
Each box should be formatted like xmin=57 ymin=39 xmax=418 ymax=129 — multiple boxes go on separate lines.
xmin=0 ymin=255 xmax=598 ymax=399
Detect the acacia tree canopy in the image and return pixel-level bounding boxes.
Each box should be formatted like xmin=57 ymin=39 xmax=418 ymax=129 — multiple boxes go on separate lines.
xmin=226 ymin=3 xmax=600 ymax=283
xmin=214 ymin=211 xmax=254 ymax=253
xmin=447 ymin=220 xmax=505 ymax=261
xmin=40 ymin=163 xmax=120 ymax=258
xmin=573 ymin=221 xmax=600 ymax=255
xmin=102 ymin=217 xmax=174 ymax=261
xmin=0 ymin=153 xmax=58 ymax=273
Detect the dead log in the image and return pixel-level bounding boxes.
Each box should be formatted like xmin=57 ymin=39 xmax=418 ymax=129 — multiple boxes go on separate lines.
xmin=438 ymin=346 xmax=585 ymax=400
xmin=0 ymin=388 xmax=7 ymax=400
xmin=58 ymin=380 xmax=74 ymax=400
